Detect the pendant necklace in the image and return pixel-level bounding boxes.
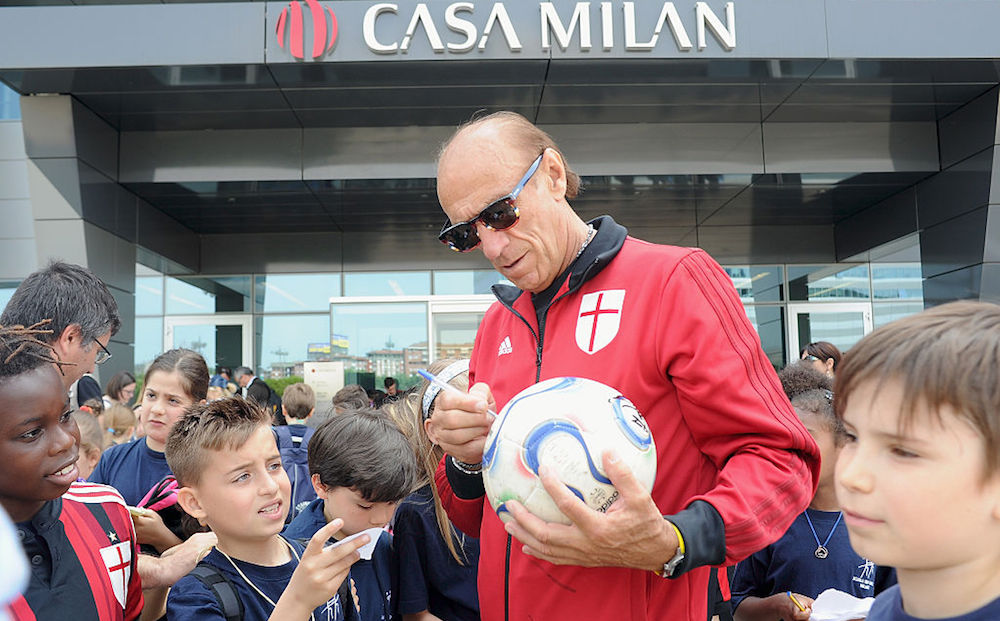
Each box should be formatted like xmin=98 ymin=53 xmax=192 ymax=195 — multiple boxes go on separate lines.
xmin=803 ymin=510 xmax=842 ymax=559
xmin=575 ymin=224 xmax=596 ymax=259
xmin=217 ymin=539 xmax=316 ymax=621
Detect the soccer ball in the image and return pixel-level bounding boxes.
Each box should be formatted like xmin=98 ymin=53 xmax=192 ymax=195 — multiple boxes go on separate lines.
xmin=482 ymin=377 xmax=657 ymax=525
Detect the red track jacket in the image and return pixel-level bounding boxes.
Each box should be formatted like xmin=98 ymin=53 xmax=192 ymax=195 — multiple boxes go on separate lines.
xmin=437 ymin=217 xmax=819 ymax=621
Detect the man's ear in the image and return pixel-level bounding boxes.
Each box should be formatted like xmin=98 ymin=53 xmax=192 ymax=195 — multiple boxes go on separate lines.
xmin=54 ymin=324 xmax=82 ymax=358
xmin=540 ymin=147 xmax=567 ymax=199
xmin=177 ymin=486 xmax=207 ymax=522
xmin=311 ymin=473 xmax=327 ymax=497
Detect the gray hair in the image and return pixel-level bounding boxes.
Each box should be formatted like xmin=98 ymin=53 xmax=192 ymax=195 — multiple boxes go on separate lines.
xmin=0 ymin=261 xmax=120 ymax=345
xmin=233 ymin=366 xmax=254 ymax=379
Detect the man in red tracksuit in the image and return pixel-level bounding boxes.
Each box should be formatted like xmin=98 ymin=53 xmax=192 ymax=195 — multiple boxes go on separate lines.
xmin=427 ymin=111 xmax=821 ymax=621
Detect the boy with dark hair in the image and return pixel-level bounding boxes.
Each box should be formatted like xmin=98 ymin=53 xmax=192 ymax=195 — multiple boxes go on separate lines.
xmin=834 ymin=301 xmax=1000 ymax=621
xmin=166 ymin=398 xmax=369 ymax=621
xmin=0 ymin=321 xmax=143 ymax=620
xmin=285 ymin=408 xmax=418 ymax=621
xmin=277 ymin=383 xmax=318 ymax=523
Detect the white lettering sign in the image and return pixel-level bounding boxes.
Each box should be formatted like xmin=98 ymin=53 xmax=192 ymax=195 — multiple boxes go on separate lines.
xmin=360 ymin=2 xmax=734 ymax=56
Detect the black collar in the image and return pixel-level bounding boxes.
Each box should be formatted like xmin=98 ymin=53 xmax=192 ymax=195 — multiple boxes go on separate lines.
xmin=492 ymin=215 xmax=628 ymax=310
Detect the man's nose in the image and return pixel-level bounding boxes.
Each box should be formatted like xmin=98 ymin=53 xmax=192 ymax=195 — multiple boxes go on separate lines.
xmin=478 ymin=224 xmax=508 ymax=261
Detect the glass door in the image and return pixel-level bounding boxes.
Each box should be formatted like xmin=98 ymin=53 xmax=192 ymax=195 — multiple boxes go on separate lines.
xmin=786 ymin=302 xmax=873 ymax=362
xmin=164 ymin=314 xmax=253 ymax=371
xmin=429 ymin=297 xmax=494 ymax=362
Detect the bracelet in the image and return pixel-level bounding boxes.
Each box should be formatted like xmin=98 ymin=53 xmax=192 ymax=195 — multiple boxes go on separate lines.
xmin=450 ymin=456 xmax=483 ymax=475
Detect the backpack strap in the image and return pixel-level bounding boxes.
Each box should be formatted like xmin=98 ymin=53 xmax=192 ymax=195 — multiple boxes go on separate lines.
xmin=188 ymin=564 xmax=244 ymax=621
xmin=273 ymin=425 xmax=294 ymax=450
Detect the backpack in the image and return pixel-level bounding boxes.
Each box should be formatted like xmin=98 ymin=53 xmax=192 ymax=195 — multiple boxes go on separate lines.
xmin=273 ymin=425 xmax=317 ymax=524
xmin=189 ymin=560 xmax=356 ymax=621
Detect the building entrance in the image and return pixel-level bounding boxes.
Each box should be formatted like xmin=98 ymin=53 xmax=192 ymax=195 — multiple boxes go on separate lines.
xmin=786 ymin=302 xmax=873 ymax=364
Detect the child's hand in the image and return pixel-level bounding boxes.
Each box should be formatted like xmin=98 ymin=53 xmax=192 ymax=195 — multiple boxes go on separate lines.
xmin=272 ymin=519 xmax=367 ymax=619
xmin=130 ymin=508 xmax=182 ymax=552
xmin=772 ymin=592 xmax=813 ymax=621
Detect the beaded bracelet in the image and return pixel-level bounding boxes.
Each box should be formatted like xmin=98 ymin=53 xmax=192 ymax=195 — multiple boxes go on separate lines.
xmin=450 ymin=455 xmax=483 ymax=475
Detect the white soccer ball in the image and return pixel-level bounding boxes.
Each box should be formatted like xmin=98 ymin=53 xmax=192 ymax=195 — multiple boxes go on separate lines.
xmin=481 ymin=377 xmax=657 ymax=525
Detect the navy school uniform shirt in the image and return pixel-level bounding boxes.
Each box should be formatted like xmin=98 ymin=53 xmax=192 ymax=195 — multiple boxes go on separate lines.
xmin=89 ymin=438 xmax=171 ymax=506
xmin=868 ymin=586 xmax=1000 ymax=621
xmin=167 ymin=537 xmax=348 ymax=621
xmin=730 ymin=509 xmax=896 ymax=612
xmin=391 ymin=485 xmax=479 ymax=621
xmin=284 ymin=498 xmax=397 ymax=621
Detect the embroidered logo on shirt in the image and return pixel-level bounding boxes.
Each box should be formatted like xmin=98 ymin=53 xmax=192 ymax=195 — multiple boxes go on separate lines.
xmin=498 ymin=336 xmax=513 ymax=356
xmin=100 ymin=541 xmax=132 ymax=608
xmin=575 ymin=290 xmax=626 ymax=354
xmin=852 ymin=558 xmax=876 ymax=591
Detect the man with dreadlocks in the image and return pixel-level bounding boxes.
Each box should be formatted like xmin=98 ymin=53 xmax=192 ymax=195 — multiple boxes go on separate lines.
xmin=0 ymin=322 xmax=144 ymax=620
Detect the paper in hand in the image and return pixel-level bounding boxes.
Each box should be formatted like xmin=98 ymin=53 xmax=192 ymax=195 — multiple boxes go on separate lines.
xmin=326 ymin=527 xmax=384 ymax=560
xmin=808 ymin=588 xmax=874 ymax=621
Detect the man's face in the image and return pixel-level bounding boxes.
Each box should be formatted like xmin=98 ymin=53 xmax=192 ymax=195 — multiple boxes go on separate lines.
xmin=237 ymin=374 xmax=251 ymax=388
xmin=0 ymin=365 xmax=79 ymax=522
xmin=835 ymin=379 xmax=1000 ymax=573
xmin=52 ymin=327 xmax=112 ymax=389
xmin=438 ymin=146 xmax=571 ymax=294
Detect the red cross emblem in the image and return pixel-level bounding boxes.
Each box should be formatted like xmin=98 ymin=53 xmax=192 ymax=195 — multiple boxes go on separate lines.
xmin=100 ymin=541 xmax=132 ymax=608
xmin=575 ymin=290 xmax=625 ymax=354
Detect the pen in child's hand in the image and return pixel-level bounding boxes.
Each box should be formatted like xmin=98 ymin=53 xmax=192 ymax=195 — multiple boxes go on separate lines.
xmin=417 ymin=369 xmax=496 ymax=420
xmin=787 ymin=591 xmax=807 ymax=612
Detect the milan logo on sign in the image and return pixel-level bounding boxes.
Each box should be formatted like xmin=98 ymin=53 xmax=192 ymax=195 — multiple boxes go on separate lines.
xmin=276 ymin=0 xmax=338 ymax=61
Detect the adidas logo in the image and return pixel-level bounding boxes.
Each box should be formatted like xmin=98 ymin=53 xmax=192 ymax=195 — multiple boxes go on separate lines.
xmin=498 ymin=336 xmax=513 ymax=356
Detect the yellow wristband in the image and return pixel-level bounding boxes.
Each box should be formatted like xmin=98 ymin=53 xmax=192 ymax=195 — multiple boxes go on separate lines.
xmin=667 ymin=520 xmax=685 ymax=555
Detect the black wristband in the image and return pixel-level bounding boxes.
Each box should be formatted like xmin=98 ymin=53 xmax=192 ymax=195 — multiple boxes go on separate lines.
xmin=445 ymin=455 xmax=486 ymax=500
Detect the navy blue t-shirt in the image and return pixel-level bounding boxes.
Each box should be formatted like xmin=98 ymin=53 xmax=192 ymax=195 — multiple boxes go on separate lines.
xmin=167 ymin=537 xmax=347 ymax=621
xmin=88 ymin=438 xmax=171 ymax=506
xmin=392 ymin=485 xmax=479 ymax=621
xmin=868 ymin=586 xmax=1000 ymax=621
xmin=284 ymin=498 xmax=397 ymax=621
xmin=731 ymin=509 xmax=896 ymax=612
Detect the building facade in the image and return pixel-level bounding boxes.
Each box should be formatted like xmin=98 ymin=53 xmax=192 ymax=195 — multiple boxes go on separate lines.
xmin=1 ymin=0 xmax=997 ymax=388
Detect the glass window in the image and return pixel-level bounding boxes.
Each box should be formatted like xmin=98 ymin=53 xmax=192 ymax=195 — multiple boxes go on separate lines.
xmin=787 ymin=265 xmax=869 ymax=301
xmin=331 ymin=302 xmax=428 ymax=388
xmin=433 ymin=270 xmax=510 ymax=295
xmin=255 ymin=274 xmax=341 ymax=313
xmin=743 ymin=306 xmax=785 ymax=370
xmin=134 ymin=317 xmax=163 ymax=376
xmin=344 ymin=272 xmax=430 ymax=297
xmin=256 ymin=314 xmax=331 ymax=378
xmin=0 ymin=83 xmax=19 ymax=120
xmin=135 ymin=276 xmax=164 ymax=316
xmin=0 ymin=281 xmax=20 ymax=314
xmin=873 ymin=301 xmax=924 ymax=329
xmin=871 ymin=264 xmax=923 ymax=301
xmin=433 ymin=311 xmax=485 ymax=360
xmin=724 ymin=266 xmax=784 ymax=303
xmin=165 ymin=276 xmax=251 ymax=314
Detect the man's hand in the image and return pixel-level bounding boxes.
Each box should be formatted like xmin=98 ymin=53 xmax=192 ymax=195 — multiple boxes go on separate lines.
xmin=501 ymin=451 xmax=676 ymax=571
xmin=137 ymin=531 xmax=218 ymax=589
xmin=273 ymin=519 xmax=367 ymax=619
xmin=424 ymin=382 xmax=495 ymax=465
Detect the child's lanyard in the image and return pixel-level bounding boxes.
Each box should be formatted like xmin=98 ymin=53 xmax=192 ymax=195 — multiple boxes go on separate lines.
xmin=804 ymin=510 xmax=843 ymax=559
xmin=217 ymin=538 xmax=316 ymax=621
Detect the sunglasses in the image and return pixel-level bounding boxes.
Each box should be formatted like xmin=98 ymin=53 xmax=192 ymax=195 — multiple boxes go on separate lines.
xmin=95 ymin=339 xmax=113 ymax=365
xmin=438 ymin=153 xmax=544 ymax=252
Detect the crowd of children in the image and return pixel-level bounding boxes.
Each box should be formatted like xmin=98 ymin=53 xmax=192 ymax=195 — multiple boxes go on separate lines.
xmin=3 ymin=261 xmax=1000 ymax=621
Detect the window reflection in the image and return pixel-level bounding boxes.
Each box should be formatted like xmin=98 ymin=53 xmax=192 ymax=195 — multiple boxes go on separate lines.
xmin=743 ymin=306 xmax=785 ymax=370
xmin=0 ymin=282 xmax=20 ymax=314
xmin=434 ymin=312 xmax=484 ymax=360
xmin=256 ymin=314 xmax=330 ymax=378
xmin=724 ymin=266 xmax=784 ymax=303
xmin=136 ymin=276 xmax=163 ymax=315
xmin=134 ymin=317 xmax=163 ymax=375
xmin=255 ymin=274 xmax=341 ymax=312
xmin=166 ymin=276 xmax=251 ymax=314
xmin=344 ymin=272 xmax=430 ymax=297
xmin=873 ymin=302 xmax=924 ymax=329
xmin=433 ymin=270 xmax=510 ymax=295
xmin=0 ymin=84 xmax=19 ymax=120
xmin=788 ymin=265 xmax=869 ymax=301
xmin=331 ymin=302 xmax=428 ymax=387
xmin=871 ymin=264 xmax=922 ymax=300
